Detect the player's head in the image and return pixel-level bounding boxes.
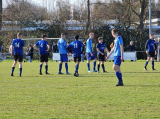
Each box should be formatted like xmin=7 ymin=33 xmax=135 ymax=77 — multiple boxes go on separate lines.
xmin=89 ymin=32 xmax=94 ymax=39
xmin=17 ymin=32 xmax=22 ymax=39
xmin=111 ymin=29 xmax=118 ymax=38
xmin=42 ymin=34 xmax=47 ymax=40
xmin=28 ymin=44 xmax=32 ymax=47
xmin=74 ymin=35 xmax=79 ymax=41
xmin=98 ymin=37 xmax=103 ymax=43
xmin=61 ymin=33 xmax=66 ymax=39
xmin=130 ymin=41 xmax=133 ymax=45
xmin=67 ymin=42 xmax=70 ymax=46
xmin=150 ymin=34 xmax=154 ymax=39
xmin=83 ymin=42 xmax=86 ymax=46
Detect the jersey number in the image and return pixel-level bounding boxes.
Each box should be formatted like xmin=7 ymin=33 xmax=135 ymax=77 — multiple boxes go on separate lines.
xmin=15 ymin=43 xmax=19 ymax=48
xmin=40 ymin=43 xmax=43 ymax=48
xmin=74 ymin=43 xmax=78 ymax=48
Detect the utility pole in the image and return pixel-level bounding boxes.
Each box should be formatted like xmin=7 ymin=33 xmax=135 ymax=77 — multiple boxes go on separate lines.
xmin=85 ymin=0 xmax=90 ymax=37
xmin=0 ymin=0 xmax=2 ymax=30
xmin=149 ymin=0 xmax=152 ymax=36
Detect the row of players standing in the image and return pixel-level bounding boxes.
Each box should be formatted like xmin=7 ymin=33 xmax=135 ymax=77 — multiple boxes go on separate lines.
xmin=10 ymin=29 xmax=124 ymax=86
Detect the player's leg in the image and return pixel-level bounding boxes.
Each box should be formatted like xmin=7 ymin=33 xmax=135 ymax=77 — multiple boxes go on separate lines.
xmin=113 ymin=56 xmax=123 ymax=86
xmin=93 ymin=52 xmax=97 ymax=72
xmin=19 ymin=62 xmax=22 ymax=77
xmin=101 ymin=55 xmax=107 ymax=73
xmin=11 ymin=57 xmax=17 ymax=76
xmin=87 ymin=53 xmax=91 ymax=72
xmin=58 ymin=54 xmax=63 ymax=74
xmin=39 ymin=55 xmax=44 ymax=75
xmin=63 ymin=54 xmax=69 ymax=74
xmin=151 ymin=57 xmax=155 ymax=70
xmin=29 ymin=56 xmax=32 ymax=63
xmin=101 ymin=61 xmax=107 ymax=73
xmin=18 ymin=55 xmax=23 ymax=77
xmin=45 ymin=54 xmax=49 ymax=74
xmin=144 ymin=56 xmax=150 ymax=70
xmin=97 ymin=61 xmax=100 ymax=73
xmin=74 ymin=58 xmax=80 ymax=77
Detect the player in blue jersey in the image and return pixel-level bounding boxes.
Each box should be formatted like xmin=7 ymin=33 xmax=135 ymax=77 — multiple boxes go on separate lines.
xmin=11 ymin=33 xmax=24 ymax=77
xmin=144 ymin=34 xmax=157 ymax=71
xmin=86 ymin=32 xmax=97 ymax=73
xmin=96 ymin=37 xmax=109 ymax=73
xmin=58 ymin=33 xmax=70 ymax=74
xmin=34 ymin=34 xmax=50 ymax=75
xmin=67 ymin=35 xmax=84 ymax=77
xmin=106 ymin=29 xmax=124 ymax=86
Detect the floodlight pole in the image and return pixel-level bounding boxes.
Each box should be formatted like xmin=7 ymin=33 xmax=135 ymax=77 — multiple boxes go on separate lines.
xmin=149 ymin=0 xmax=152 ymax=36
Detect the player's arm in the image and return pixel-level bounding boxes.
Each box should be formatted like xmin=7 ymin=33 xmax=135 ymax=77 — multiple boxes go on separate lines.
xmin=120 ymin=44 xmax=124 ymax=61
xmin=88 ymin=40 xmax=93 ymax=56
xmin=81 ymin=45 xmax=84 ymax=54
xmin=46 ymin=45 xmax=50 ymax=52
xmin=106 ymin=46 xmax=115 ymax=59
xmin=66 ymin=44 xmax=72 ymax=53
xmin=34 ymin=42 xmax=39 ymax=51
xmin=145 ymin=40 xmax=149 ymax=54
xmin=11 ymin=45 xmax=13 ymax=57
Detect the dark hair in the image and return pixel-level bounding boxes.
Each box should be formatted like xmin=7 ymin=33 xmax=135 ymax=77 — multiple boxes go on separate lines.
xmin=75 ymin=35 xmax=79 ymax=40
xmin=67 ymin=42 xmax=70 ymax=44
xmin=83 ymin=42 xmax=86 ymax=45
xmin=17 ymin=32 xmax=22 ymax=37
xmin=150 ymin=34 xmax=154 ymax=36
xmin=112 ymin=29 xmax=118 ymax=34
xmin=42 ymin=34 xmax=47 ymax=39
xmin=98 ymin=37 xmax=103 ymax=41
xmin=61 ymin=33 xmax=65 ymax=36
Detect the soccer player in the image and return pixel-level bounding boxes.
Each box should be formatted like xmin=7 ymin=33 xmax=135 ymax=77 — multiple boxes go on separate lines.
xmin=58 ymin=33 xmax=70 ymax=74
xmin=106 ymin=29 xmax=124 ymax=86
xmin=96 ymin=37 xmax=109 ymax=73
xmin=86 ymin=32 xmax=97 ymax=73
xmin=144 ymin=34 xmax=157 ymax=71
xmin=11 ymin=33 xmax=24 ymax=77
xmin=67 ymin=35 xmax=84 ymax=77
xmin=34 ymin=34 xmax=50 ymax=75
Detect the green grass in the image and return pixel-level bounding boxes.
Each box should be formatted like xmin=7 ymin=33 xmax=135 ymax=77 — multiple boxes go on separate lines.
xmin=0 ymin=61 xmax=160 ymax=118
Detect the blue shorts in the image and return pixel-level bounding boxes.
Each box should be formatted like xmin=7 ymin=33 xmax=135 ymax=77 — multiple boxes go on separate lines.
xmin=87 ymin=52 xmax=96 ymax=60
xmin=114 ymin=56 xmax=121 ymax=66
xmin=60 ymin=54 xmax=68 ymax=62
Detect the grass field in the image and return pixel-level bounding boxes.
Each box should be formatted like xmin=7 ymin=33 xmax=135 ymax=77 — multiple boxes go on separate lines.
xmin=0 ymin=60 xmax=160 ymax=119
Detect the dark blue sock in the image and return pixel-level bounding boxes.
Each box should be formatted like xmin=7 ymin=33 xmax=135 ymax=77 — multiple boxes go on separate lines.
xmin=39 ymin=64 xmax=42 ymax=73
xmin=151 ymin=61 xmax=154 ymax=68
xmin=87 ymin=63 xmax=90 ymax=71
xmin=93 ymin=61 xmax=96 ymax=70
xmin=145 ymin=61 xmax=148 ymax=67
xmin=102 ymin=64 xmax=105 ymax=72
xmin=75 ymin=64 xmax=79 ymax=73
xmin=65 ymin=63 xmax=68 ymax=73
xmin=19 ymin=68 xmax=22 ymax=75
xmin=59 ymin=63 xmax=62 ymax=73
xmin=97 ymin=64 xmax=100 ymax=71
xmin=45 ymin=65 xmax=48 ymax=73
xmin=77 ymin=64 xmax=79 ymax=73
xmin=115 ymin=71 xmax=120 ymax=82
xmin=119 ymin=73 xmax=123 ymax=83
xmin=11 ymin=67 xmax=15 ymax=74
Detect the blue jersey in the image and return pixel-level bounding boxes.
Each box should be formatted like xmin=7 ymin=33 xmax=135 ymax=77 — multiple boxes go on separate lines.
xmin=35 ymin=40 xmax=49 ymax=55
xmin=11 ymin=39 xmax=24 ymax=55
xmin=67 ymin=40 xmax=84 ymax=57
xmin=114 ymin=36 xmax=123 ymax=56
xmin=146 ymin=39 xmax=157 ymax=52
xmin=96 ymin=43 xmax=106 ymax=55
xmin=86 ymin=38 xmax=93 ymax=53
xmin=58 ymin=38 xmax=67 ymax=54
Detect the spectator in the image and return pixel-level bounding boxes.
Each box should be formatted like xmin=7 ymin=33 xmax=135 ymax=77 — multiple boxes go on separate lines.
xmin=128 ymin=41 xmax=135 ymax=51
xmin=52 ymin=42 xmax=59 ymax=53
xmin=81 ymin=42 xmax=86 ymax=62
xmin=27 ymin=44 xmax=34 ymax=63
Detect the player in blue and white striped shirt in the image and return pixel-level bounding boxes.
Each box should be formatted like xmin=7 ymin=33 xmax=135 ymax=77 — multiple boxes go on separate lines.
xmin=86 ymin=32 xmax=97 ymax=73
